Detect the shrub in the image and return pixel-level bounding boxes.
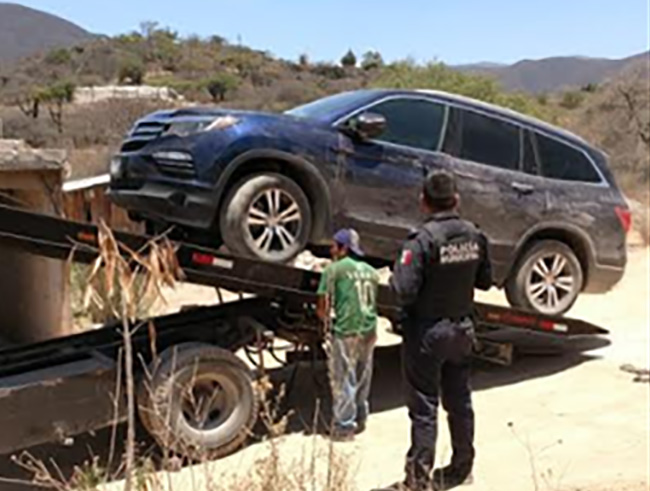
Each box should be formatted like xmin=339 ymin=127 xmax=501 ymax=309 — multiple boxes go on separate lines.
xmin=311 ymin=63 xmax=347 ymax=80
xmin=559 ymin=90 xmax=585 ymax=109
xmin=45 ymin=48 xmax=72 ymax=65
xmin=118 ymin=57 xmax=146 ymax=85
xmin=205 ymin=73 xmax=241 ymax=102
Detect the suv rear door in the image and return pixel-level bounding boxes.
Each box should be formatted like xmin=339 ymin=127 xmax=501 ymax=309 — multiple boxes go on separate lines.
xmin=436 ymin=106 xmax=547 ymax=284
xmin=528 ymin=129 xmax=626 ymax=272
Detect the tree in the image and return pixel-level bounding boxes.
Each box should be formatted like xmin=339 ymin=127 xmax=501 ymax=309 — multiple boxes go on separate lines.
xmin=118 ymin=58 xmax=146 ymax=85
xmin=299 ymin=53 xmax=310 ymax=68
xmin=618 ymin=85 xmax=650 ymax=153
xmin=209 ymin=35 xmax=227 ymax=46
xmin=39 ymin=81 xmax=76 ymax=133
xmin=340 ymin=49 xmax=357 ymax=68
xmin=205 ymin=73 xmax=240 ymax=102
xmin=45 ymin=48 xmax=72 ymax=65
xmin=151 ymin=28 xmax=180 ymax=68
xmin=16 ymin=92 xmax=41 ymax=119
xmin=361 ymin=51 xmax=384 ymax=71
xmin=139 ymin=20 xmax=159 ymax=39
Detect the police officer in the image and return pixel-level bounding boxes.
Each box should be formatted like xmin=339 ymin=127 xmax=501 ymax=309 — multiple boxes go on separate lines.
xmin=387 ymin=170 xmax=492 ymax=491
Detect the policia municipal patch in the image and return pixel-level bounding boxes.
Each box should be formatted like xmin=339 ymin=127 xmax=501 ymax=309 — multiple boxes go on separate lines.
xmin=439 ymin=241 xmax=480 ymax=264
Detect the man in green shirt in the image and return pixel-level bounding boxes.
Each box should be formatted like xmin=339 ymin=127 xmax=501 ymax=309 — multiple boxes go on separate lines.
xmin=317 ymin=228 xmax=380 ymax=441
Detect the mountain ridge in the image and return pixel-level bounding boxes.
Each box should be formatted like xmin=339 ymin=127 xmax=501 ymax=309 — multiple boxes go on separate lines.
xmin=454 ymin=51 xmax=649 ymax=92
xmin=0 ymin=2 xmax=94 ymax=64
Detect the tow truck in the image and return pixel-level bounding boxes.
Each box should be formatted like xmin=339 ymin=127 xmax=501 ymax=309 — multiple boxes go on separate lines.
xmin=0 ymin=203 xmax=609 ymax=459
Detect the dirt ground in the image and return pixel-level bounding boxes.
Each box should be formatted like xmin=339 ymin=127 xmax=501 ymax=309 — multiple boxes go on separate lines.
xmin=121 ymin=246 xmax=647 ymax=491
xmin=0 ymin=248 xmax=647 ymax=491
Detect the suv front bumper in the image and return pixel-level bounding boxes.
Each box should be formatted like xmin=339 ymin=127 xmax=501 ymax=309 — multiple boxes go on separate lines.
xmin=108 ymin=181 xmax=217 ymax=230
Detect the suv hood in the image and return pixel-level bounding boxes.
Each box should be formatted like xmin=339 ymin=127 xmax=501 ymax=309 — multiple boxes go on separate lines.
xmin=121 ymin=106 xmax=331 ymax=153
xmin=144 ymin=107 xmax=327 ymax=128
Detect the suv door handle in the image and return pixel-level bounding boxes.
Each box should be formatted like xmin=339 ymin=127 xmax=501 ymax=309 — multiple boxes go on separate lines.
xmin=511 ymin=182 xmax=534 ymax=195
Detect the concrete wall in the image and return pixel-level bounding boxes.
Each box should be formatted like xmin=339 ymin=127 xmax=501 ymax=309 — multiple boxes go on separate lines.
xmin=74 ymin=85 xmax=183 ymax=105
xmin=0 ymin=140 xmax=72 ymax=344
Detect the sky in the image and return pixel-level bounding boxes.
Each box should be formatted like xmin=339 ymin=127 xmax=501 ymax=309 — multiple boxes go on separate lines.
xmin=12 ymin=0 xmax=650 ymax=64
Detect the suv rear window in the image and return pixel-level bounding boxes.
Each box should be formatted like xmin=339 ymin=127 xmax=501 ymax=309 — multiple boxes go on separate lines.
xmin=367 ymin=98 xmax=445 ymax=151
xmin=448 ymin=109 xmax=521 ymax=171
xmin=535 ymin=133 xmax=601 ymax=183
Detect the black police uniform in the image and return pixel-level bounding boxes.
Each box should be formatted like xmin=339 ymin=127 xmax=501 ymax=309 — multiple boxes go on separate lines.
xmin=390 ymin=210 xmax=492 ymax=489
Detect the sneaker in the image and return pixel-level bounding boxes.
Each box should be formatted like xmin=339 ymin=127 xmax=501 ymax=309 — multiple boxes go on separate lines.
xmin=330 ymin=428 xmax=355 ymax=442
xmin=369 ymin=482 xmax=410 ymax=491
xmin=370 ymin=480 xmax=436 ymax=491
xmin=355 ymin=419 xmax=367 ymax=434
xmin=432 ymin=465 xmax=473 ymax=489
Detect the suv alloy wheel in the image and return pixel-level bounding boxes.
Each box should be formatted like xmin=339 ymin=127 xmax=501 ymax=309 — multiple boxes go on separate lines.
xmin=505 ymin=240 xmax=584 ymax=315
xmin=219 ymin=173 xmax=312 ymax=263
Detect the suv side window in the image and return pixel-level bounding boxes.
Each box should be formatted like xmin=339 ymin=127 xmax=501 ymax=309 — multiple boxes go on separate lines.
xmin=364 ymin=98 xmax=446 ymax=151
xmin=534 ymin=132 xmax=601 ymax=183
xmin=522 ymin=130 xmax=539 ymax=175
xmin=451 ymin=108 xmax=521 ymax=171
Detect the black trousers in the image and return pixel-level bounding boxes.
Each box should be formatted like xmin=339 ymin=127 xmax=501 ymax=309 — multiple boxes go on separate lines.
xmin=402 ymin=318 xmax=475 ymax=488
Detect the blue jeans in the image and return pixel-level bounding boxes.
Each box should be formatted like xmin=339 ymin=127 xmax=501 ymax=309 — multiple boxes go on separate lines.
xmin=329 ymin=332 xmax=377 ymax=431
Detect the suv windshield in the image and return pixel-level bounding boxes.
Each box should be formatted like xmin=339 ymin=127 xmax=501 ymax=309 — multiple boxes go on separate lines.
xmin=285 ymin=91 xmax=375 ymax=122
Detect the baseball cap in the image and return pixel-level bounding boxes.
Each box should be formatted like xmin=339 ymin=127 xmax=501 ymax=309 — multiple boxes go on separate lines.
xmin=333 ymin=228 xmax=364 ymax=256
xmin=424 ymin=170 xmax=458 ymax=203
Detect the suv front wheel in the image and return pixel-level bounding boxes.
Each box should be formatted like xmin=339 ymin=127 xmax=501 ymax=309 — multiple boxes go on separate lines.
xmin=220 ymin=173 xmax=312 ymax=263
xmin=505 ymin=240 xmax=584 ymax=316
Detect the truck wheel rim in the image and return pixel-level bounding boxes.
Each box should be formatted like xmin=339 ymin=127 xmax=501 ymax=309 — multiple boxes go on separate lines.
xmin=526 ymin=253 xmax=576 ymax=313
xmin=247 ymin=188 xmax=302 ymax=255
xmin=181 ymin=374 xmax=238 ymax=431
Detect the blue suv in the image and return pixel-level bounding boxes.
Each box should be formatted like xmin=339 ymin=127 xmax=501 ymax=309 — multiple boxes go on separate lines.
xmin=109 ymin=89 xmax=629 ymax=315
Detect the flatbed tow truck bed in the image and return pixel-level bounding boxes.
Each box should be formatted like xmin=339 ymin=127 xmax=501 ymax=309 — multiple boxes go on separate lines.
xmin=0 ymin=204 xmax=609 ymax=458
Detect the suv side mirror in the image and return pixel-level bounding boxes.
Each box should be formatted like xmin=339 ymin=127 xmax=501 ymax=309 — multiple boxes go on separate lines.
xmin=347 ymin=112 xmax=386 ymax=140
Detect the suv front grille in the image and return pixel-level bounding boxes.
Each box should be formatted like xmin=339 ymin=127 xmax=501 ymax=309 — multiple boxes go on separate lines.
xmin=121 ymin=121 xmax=168 ymax=152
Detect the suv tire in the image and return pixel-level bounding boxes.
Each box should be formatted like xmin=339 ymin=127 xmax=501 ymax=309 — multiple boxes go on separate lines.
xmin=505 ymin=240 xmax=583 ymax=316
xmin=220 ymin=173 xmax=312 ymax=263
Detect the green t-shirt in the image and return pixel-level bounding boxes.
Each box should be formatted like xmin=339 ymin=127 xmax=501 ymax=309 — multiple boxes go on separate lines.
xmin=317 ymin=256 xmax=379 ymax=337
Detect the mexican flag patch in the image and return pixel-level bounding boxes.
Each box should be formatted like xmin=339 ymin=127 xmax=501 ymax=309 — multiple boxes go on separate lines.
xmin=400 ymin=249 xmax=413 ymax=266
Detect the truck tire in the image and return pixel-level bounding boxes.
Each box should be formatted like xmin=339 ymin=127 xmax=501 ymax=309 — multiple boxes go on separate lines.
xmin=138 ymin=344 xmax=259 ymax=460
xmin=137 ymin=342 xmax=209 ymax=433
xmin=220 ymin=173 xmax=312 ymax=263
xmin=505 ymin=240 xmax=583 ymax=316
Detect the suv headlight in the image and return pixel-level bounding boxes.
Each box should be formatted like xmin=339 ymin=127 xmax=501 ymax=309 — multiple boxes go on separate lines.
xmin=164 ymin=115 xmax=240 ymax=137
xmin=110 ymin=156 xmax=123 ymax=179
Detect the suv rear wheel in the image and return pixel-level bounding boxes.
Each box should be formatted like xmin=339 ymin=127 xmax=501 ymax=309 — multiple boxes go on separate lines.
xmin=220 ymin=173 xmax=312 ymax=263
xmin=505 ymin=240 xmax=583 ymax=315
